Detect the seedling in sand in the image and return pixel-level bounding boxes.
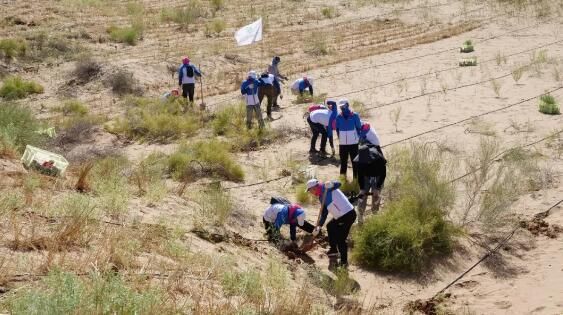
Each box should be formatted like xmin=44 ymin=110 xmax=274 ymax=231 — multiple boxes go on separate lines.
xmin=459 ymin=57 xmax=477 ymax=67
xmin=460 ymin=39 xmax=474 ymax=53
xmin=389 ymin=106 xmax=402 ymax=133
xmin=511 ymin=64 xmax=526 ymax=83
xmin=539 ymin=93 xmax=560 ymax=115
xmin=490 ymin=78 xmax=502 ymax=98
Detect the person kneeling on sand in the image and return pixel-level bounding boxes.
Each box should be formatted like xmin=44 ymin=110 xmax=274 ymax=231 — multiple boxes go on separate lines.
xmin=240 ymin=71 xmax=265 ymax=129
xmin=307 ymin=100 xmax=337 ymax=155
xmin=354 ymin=123 xmax=386 ymax=225
xmin=291 ymin=76 xmax=314 ymax=96
xmin=263 ymin=200 xmax=315 ymax=243
xmin=306 ymin=179 xmax=357 ymax=268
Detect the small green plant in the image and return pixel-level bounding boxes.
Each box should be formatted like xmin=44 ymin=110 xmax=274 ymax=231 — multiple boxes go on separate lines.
xmin=389 ymin=106 xmax=402 ymax=133
xmin=459 ymin=57 xmax=477 ymax=67
xmin=338 ymin=175 xmax=359 ymax=195
xmin=293 ymin=92 xmax=328 ymax=105
xmin=321 ymin=6 xmax=338 ymax=18
xmin=91 ymin=156 xmax=131 ymax=217
xmin=160 ymin=1 xmax=204 ymax=28
xmin=194 ymin=185 xmax=233 ymax=226
xmin=221 ymin=269 xmax=265 ymax=304
xmin=352 ymin=143 xmax=458 ymax=272
xmin=207 ymin=18 xmax=226 ymax=35
xmin=4 ymin=270 xmax=168 ymax=314
xmin=211 ymin=0 xmax=224 ymax=12
xmin=495 ymin=51 xmax=507 ymax=66
xmin=168 ymin=140 xmax=244 ymax=182
xmin=295 ymin=183 xmax=312 ymax=205
xmin=0 ymin=102 xmax=45 ymax=154
xmin=490 ymin=78 xmax=502 ymax=98
xmin=0 ymin=38 xmax=27 ymax=59
xmin=134 ymin=152 xmax=168 ymax=202
xmin=539 ymin=93 xmax=560 ymax=115
xmin=111 ymin=97 xmax=202 ymax=142
xmin=511 ymin=64 xmax=526 ymax=83
xmin=460 ymin=39 xmax=474 ymax=53
xmin=55 ymin=100 xmax=89 ymax=117
xmin=0 ymin=76 xmax=44 ymax=100
xmin=107 ymin=24 xmax=142 ymax=45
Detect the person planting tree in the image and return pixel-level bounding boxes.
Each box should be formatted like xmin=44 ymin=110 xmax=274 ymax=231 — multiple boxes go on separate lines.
xmin=263 ymin=199 xmax=315 ymax=243
xmin=306 ymin=178 xmax=357 ymax=268
xmin=354 ymin=122 xmax=387 ymax=224
xmin=307 ymin=100 xmax=337 ymax=155
xmin=177 ymin=56 xmax=202 ymax=103
xmin=291 ymin=75 xmax=314 ymax=96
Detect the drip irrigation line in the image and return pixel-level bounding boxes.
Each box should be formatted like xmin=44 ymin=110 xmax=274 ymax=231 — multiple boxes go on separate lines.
xmin=450 ymin=129 xmax=563 ymax=183
xmin=223 ymin=175 xmax=291 ymax=190
xmin=381 ymin=86 xmax=563 ymax=148
xmin=433 ymin=198 xmax=563 ymax=298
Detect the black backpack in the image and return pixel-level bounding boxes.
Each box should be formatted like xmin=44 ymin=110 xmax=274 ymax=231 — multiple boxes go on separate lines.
xmin=354 ymin=144 xmax=386 ymax=165
xmin=185 ymin=65 xmax=194 ymax=78
xmin=270 ymin=196 xmax=291 ymax=205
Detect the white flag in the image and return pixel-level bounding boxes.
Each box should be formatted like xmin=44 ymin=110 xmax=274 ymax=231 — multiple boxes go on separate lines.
xmin=235 ymin=17 xmax=263 ymax=46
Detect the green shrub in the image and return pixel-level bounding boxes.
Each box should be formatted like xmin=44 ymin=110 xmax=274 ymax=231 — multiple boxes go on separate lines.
xmin=107 ymin=25 xmax=142 ymax=45
xmin=321 ymin=6 xmax=338 ymax=18
xmin=0 ymin=102 xmax=45 ymax=154
xmin=111 ymin=97 xmax=202 ymax=142
xmin=295 ymin=183 xmax=312 ymax=205
xmin=0 ymin=38 xmax=27 ymax=59
xmin=55 ymin=100 xmax=89 ymax=116
xmin=160 ymin=1 xmax=204 ymax=27
xmin=206 ymin=18 xmax=226 ymax=35
xmin=4 ymin=270 xmax=168 ymax=314
xmin=195 ymin=185 xmax=233 ymax=226
xmin=338 ymin=175 xmax=359 ymax=196
xmin=221 ymin=269 xmax=265 ymax=304
xmin=168 ymin=140 xmax=244 ymax=182
xmin=539 ymin=93 xmax=560 ymax=115
xmin=91 ymin=156 xmax=131 ymax=217
xmin=134 ymin=152 xmax=168 ymax=202
xmin=352 ymin=143 xmax=458 ymax=272
xmin=211 ymin=0 xmax=224 ymax=11
xmin=25 ymin=32 xmax=85 ymax=61
xmin=0 ymin=76 xmax=44 ymax=100
xmin=212 ymin=102 xmax=282 ymax=151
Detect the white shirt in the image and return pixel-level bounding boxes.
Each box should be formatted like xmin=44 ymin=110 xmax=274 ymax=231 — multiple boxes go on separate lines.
xmin=263 ymin=204 xmax=285 ymax=223
xmin=365 ymin=128 xmax=381 ymax=146
xmin=309 ymin=109 xmax=333 ymax=127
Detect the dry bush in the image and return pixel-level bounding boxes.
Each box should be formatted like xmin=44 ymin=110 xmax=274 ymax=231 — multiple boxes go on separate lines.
xmin=106 ymin=69 xmax=142 ymax=96
xmin=192 ymin=186 xmax=233 ymax=227
xmin=72 ymin=56 xmax=101 ymax=84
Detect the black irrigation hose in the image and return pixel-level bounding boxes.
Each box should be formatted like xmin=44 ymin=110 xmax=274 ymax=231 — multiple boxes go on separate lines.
xmin=381 ymin=86 xmax=563 ymax=148
xmin=433 ymin=199 xmax=563 ymax=298
xmin=450 ymin=129 xmax=563 ymax=183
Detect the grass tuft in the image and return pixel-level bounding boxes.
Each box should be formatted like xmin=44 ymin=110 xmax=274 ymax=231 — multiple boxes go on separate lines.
xmin=0 ymin=38 xmax=27 ymax=59
xmin=0 ymin=102 xmax=45 ymax=155
xmin=0 ymin=76 xmax=44 ymax=100
xmin=539 ymin=93 xmax=560 ymax=115
xmin=107 ymin=24 xmax=143 ymax=45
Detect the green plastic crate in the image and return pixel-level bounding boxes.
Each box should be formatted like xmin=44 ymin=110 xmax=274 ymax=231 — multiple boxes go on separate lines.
xmin=21 ymin=145 xmax=69 ymax=176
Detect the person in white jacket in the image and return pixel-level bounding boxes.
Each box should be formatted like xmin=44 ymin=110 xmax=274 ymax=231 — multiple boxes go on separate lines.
xmin=306 ymin=178 xmax=357 ymax=268
xmin=240 ymin=71 xmax=264 ymax=129
xmin=291 ymin=76 xmax=314 ymax=96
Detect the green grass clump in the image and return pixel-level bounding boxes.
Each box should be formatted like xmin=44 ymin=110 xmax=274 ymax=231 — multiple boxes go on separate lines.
xmin=3 ymin=270 xmax=168 ymax=314
xmin=0 ymin=103 xmax=45 ymax=156
xmin=107 ymin=25 xmax=143 ymax=45
xmin=212 ymin=102 xmax=282 ymax=151
xmin=338 ymin=176 xmax=359 ymax=196
xmin=0 ymin=76 xmax=44 ymax=100
xmin=0 ymin=38 xmax=27 ymax=59
xmin=321 ymin=6 xmax=338 ymax=18
xmin=91 ymin=156 xmax=131 ymax=217
xmin=160 ymin=1 xmax=203 ymax=27
xmin=352 ymin=143 xmax=458 ymax=272
xmin=54 ymin=100 xmax=89 ymax=117
xmin=111 ymin=97 xmax=203 ymax=142
xmin=460 ymin=39 xmax=474 ymax=53
xmin=168 ymin=140 xmax=244 ymax=182
xmin=295 ymin=183 xmax=313 ymax=205
xmin=194 ymin=185 xmax=233 ymax=227
xmin=539 ymin=93 xmax=560 ymax=115
xmin=221 ymin=269 xmax=265 ymax=304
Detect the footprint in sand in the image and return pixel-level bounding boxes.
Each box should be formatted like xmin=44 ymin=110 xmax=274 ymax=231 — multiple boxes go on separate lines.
xmin=454 ymin=279 xmax=479 ymax=290
xmin=493 ymin=300 xmax=512 ymax=309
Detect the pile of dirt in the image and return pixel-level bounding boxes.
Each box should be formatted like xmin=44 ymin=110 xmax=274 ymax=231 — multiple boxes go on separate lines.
xmin=520 ymin=217 xmax=562 ymax=238
xmin=405 ymin=293 xmax=451 ymax=315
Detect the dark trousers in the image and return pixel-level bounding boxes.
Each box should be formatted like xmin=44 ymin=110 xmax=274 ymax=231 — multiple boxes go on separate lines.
xmin=273 ymin=80 xmax=281 ymax=107
xmin=307 ymin=117 xmax=328 ymax=152
xmin=339 ymin=144 xmax=359 ymax=178
xmin=182 ymin=83 xmax=195 ymax=102
xmin=326 ymin=210 xmax=357 ymax=265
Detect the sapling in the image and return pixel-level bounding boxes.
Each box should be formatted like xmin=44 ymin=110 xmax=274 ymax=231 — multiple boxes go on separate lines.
xmin=490 ymin=78 xmax=502 ymax=98
xmin=511 ymin=64 xmax=526 ymax=83
xmin=389 ymin=106 xmax=402 ymax=133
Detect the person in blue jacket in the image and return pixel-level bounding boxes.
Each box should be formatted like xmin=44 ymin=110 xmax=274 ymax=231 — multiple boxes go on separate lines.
xmin=291 ymin=76 xmax=314 ymax=96
xmin=177 ymin=57 xmax=202 ymax=103
xmin=335 ymin=99 xmax=362 ymax=178
xmin=263 ymin=203 xmax=315 ymax=242
xmin=241 ymin=71 xmax=264 ymax=129
xmin=306 ymin=178 xmax=357 ymax=268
